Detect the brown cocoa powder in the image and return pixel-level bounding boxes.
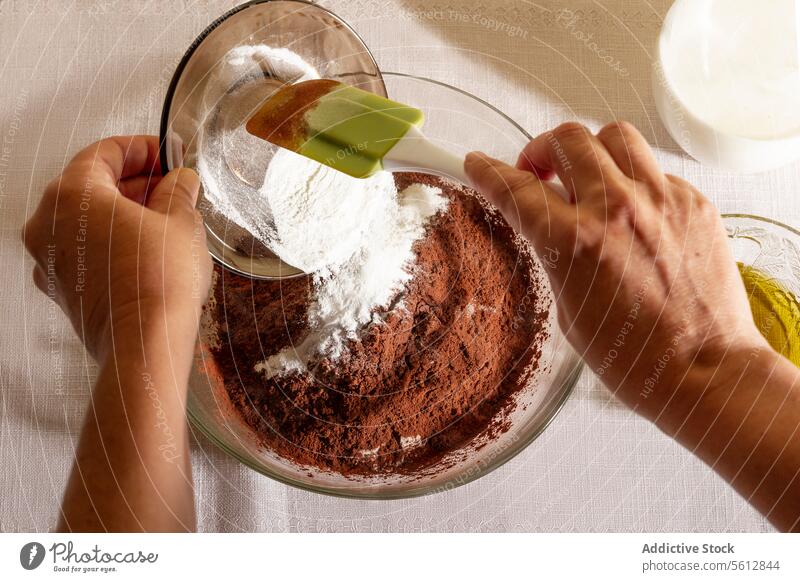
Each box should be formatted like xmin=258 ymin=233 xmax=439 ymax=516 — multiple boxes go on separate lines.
xmin=208 ymin=173 xmax=549 ymax=475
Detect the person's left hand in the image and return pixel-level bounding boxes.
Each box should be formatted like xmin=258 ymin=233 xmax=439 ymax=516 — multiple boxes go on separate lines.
xmin=22 ymin=135 xmax=212 ymax=361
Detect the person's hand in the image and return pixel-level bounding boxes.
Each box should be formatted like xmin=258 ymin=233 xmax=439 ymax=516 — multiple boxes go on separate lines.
xmin=24 ymin=136 xmax=212 ymax=531
xmin=464 ymin=122 xmax=768 ymax=430
xmin=22 ymin=135 xmax=212 ymax=362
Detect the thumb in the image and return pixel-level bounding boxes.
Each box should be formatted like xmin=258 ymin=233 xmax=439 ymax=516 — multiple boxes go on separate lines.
xmin=464 ymin=151 xmax=570 ymax=246
xmin=146 ymin=168 xmax=201 ymax=215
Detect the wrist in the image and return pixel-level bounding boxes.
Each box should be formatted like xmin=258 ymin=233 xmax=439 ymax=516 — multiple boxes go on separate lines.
xmin=623 ymin=322 xmax=768 ymax=432
xmin=651 ymin=337 xmax=778 ymax=438
xmin=99 ymin=301 xmax=201 ymax=369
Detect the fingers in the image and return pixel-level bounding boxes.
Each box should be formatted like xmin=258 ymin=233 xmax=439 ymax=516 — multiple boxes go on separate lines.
xmin=118 ymin=174 xmax=164 ymax=204
xmin=516 ymin=151 xmax=556 ymax=181
xmin=464 ymin=152 xmax=571 ymax=247
xmin=596 ymin=121 xmax=662 ymax=184
xmin=519 ymin=122 xmax=628 ymax=201
xmin=146 ymin=168 xmax=201 ymax=216
xmin=68 ymin=135 xmax=161 ymax=190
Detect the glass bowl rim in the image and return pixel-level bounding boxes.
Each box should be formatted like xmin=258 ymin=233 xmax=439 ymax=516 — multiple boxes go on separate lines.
xmin=722 ymin=213 xmax=800 ymax=238
xmin=189 ymin=346 xmax=582 ymax=500
xmin=157 ymin=0 xmax=384 ymax=193
xmin=179 ymin=71 xmax=581 ymax=499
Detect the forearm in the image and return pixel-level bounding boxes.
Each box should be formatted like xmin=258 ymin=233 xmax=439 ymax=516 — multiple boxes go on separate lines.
xmin=662 ymin=347 xmax=800 ymax=531
xmin=58 ymin=310 xmax=198 ymax=532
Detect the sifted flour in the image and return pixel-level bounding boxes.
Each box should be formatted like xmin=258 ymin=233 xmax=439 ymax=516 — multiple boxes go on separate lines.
xmin=255 ymin=151 xmax=447 ymax=376
xmin=263 ymin=149 xmax=399 ymax=273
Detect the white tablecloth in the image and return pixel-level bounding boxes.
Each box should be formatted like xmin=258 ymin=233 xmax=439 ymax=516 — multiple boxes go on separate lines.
xmin=1 ymin=0 xmax=795 ymax=532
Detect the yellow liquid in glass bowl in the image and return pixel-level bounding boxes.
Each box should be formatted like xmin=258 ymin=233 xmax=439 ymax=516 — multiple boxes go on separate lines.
xmin=739 ymin=263 xmax=800 ymax=367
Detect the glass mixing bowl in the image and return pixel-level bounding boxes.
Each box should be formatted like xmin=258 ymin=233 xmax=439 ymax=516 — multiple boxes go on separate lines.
xmin=186 ymin=71 xmax=584 ymax=498
xmin=724 ymin=214 xmax=800 ymax=296
xmin=159 ymin=0 xmax=387 ymax=279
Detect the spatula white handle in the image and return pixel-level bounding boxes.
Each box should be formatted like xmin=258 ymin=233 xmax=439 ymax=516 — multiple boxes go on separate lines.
xmin=382 ymin=125 xmax=470 ymax=185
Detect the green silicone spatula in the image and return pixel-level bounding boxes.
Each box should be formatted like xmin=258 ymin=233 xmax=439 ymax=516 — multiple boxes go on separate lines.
xmin=245 ymin=79 xmax=469 ymax=184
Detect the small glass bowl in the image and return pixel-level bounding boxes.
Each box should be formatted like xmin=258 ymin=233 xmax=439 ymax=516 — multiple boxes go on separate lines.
xmin=159 ymin=0 xmax=387 ymax=279
xmin=187 ymin=72 xmax=583 ymax=499
xmin=653 ymin=0 xmax=800 ymax=173
xmin=724 ymin=214 xmax=800 ymax=297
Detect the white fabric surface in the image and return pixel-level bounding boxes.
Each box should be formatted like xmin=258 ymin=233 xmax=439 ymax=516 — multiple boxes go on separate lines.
xmin=1 ymin=0 xmax=796 ymax=532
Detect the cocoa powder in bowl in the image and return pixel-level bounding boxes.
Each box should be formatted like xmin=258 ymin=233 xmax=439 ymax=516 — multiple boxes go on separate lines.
xmin=206 ymin=173 xmax=549 ymax=476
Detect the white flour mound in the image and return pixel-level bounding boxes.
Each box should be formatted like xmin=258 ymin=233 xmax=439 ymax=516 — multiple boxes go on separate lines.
xmin=255 ymin=151 xmax=447 ymax=376
xmin=262 ymin=149 xmax=399 ymax=273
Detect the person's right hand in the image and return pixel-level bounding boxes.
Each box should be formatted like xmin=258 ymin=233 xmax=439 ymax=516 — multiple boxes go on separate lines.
xmin=464 ymin=121 xmax=769 ymax=432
